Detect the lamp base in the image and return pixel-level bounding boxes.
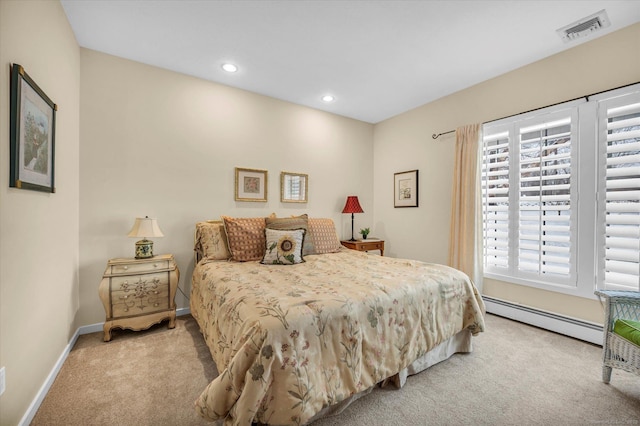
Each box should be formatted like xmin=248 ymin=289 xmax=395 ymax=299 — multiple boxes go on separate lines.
xmin=134 ymin=239 xmax=154 ymax=259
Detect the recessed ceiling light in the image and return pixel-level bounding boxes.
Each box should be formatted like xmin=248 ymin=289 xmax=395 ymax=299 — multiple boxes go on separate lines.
xmin=321 ymin=95 xmax=335 ymax=103
xmin=222 ymin=63 xmax=238 ymax=73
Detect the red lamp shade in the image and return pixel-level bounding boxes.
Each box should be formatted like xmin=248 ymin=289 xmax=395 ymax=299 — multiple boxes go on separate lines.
xmin=342 ymin=196 xmax=364 ymax=214
xmin=342 ymin=196 xmax=363 ymax=241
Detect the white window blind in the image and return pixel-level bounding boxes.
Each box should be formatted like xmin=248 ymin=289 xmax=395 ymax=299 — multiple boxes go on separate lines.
xmin=597 ymin=93 xmax=640 ymax=291
xmin=518 ymin=117 xmax=573 ymax=279
xmin=482 ymin=107 xmax=578 ymax=289
xmin=482 ymin=129 xmax=510 ymax=270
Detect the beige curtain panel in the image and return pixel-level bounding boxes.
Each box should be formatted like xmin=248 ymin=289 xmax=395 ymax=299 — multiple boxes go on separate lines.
xmin=448 ymin=123 xmax=483 ymax=292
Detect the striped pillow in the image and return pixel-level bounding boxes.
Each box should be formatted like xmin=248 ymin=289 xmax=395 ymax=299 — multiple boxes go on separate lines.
xmin=222 ymin=216 xmax=266 ymax=261
xmin=308 ymin=218 xmax=341 ymax=254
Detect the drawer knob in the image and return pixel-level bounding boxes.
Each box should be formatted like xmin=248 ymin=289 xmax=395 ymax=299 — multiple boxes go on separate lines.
xmin=123 ymin=266 xmax=128 ymax=270
xmin=153 ymin=263 xmax=158 ymax=268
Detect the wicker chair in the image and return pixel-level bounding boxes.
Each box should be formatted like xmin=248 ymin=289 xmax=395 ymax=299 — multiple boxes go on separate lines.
xmin=594 ymin=290 xmax=640 ymax=383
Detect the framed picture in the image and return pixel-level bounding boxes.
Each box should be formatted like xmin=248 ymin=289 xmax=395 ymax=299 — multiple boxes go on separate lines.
xmin=235 ymin=167 xmax=268 ymax=202
xmin=281 ymin=172 xmax=308 ymax=203
xmin=10 ymin=64 xmax=57 ymax=193
xmin=394 ymin=169 xmax=419 ymax=208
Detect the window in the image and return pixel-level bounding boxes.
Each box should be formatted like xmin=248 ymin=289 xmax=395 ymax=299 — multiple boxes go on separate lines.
xmin=482 ymin=84 xmax=640 ymax=297
xmin=596 ymin=91 xmax=640 ymax=291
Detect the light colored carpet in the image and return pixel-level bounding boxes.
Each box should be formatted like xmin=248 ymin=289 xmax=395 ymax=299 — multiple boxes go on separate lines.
xmin=31 ymin=314 xmax=640 ymax=425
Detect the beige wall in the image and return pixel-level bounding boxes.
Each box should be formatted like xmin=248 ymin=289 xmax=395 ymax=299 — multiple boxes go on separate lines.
xmin=0 ymin=1 xmax=80 ymax=424
xmin=373 ymin=22 xmax=640 ymax=324
xmin=78 ymin=49 xmax=374 ymax=326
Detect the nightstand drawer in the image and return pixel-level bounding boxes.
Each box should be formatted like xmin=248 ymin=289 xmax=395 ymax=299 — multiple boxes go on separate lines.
xmin=361 ymin=241 xmax=383 ymax=251
xmin=110 ymin=272 xmax=169 ymax=317
xmin=108 ymin=259 xmax=170 ymax=275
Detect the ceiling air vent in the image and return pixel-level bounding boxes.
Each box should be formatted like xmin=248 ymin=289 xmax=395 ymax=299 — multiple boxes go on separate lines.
xmin=557 ymin=9 xmax=610 ymax=43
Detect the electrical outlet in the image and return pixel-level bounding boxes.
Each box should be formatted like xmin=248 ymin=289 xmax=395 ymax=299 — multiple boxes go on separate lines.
xmin=0 ymin=366 xmax=5 ymax=396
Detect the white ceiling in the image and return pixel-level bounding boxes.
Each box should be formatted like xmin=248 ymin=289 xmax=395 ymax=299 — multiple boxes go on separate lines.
xmin=60 ymin=1 xmax=640 ymax=124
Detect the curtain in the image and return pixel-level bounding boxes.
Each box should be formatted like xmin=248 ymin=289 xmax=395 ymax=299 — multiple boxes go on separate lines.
xmin=448 ymin=123 xmax=483 ymax=291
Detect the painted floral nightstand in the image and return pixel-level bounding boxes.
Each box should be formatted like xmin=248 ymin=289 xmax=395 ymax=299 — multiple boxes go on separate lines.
xmin=98 ymin=254 xmax=179 ymax=341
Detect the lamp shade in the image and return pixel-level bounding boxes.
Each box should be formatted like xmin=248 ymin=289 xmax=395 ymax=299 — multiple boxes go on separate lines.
xmin=342 ymin=196 xmax=364 ymax=214
xmin=127 ymin=216 xmax=164 ymax=238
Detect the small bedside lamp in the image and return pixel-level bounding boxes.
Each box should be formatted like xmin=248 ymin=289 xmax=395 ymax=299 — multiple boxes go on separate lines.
xmin=342 ymin=196 xmax=364 ymax=242
xmin=127 ymin=216 xmax=164 ymax=259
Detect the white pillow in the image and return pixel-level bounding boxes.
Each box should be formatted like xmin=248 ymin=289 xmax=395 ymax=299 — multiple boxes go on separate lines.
xmin=261 ymin=228 xmax=305 ymax=265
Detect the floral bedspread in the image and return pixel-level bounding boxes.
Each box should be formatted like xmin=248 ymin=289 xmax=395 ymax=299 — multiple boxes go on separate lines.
xmin=190 ymin=248 xmax=485 ymax=425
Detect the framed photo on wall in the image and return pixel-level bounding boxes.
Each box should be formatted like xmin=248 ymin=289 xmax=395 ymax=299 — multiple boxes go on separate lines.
xmin=10 ymin=63 xmax=57 ymax=193
xmin=235 ymin=167 xmax=268 ymax=202
xmin=280 ymin=171 xmax=308 ymax=203
xmin=394 ymin=169 xmax=418 ymax=208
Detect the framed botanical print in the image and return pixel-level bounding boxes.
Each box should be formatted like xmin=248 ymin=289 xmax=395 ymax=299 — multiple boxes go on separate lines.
xmin=394 ymin=169 xmax=418 ymax=208
xmin=235 ymin=167 xmax=268 ymax=202
xmin=10 ymin=63 xmax=57 ymax=193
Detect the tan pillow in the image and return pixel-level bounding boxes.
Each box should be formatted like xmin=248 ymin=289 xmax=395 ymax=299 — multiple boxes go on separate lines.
xmin=308 ymin=218 xmax=341 ymax=254
xmin=222 ymin=216 xmax=267 ymax=261
xmin=195 ymin=221 xmax=231 ymax=260
xmin=266 ymin=214 xmax=314 ymax=255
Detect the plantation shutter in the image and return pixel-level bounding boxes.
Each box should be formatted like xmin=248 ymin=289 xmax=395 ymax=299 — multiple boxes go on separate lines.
xmin=598 ymin=94 xmax=640 ymax=291
xmin=482 ymin=128 xmax=510 ymax=271
xmin=517 ymin=114 xmax=574 ymax=281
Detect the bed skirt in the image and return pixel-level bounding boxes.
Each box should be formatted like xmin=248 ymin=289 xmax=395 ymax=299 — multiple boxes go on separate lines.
xmin=305 ymin=329 xmax=473 ymax=424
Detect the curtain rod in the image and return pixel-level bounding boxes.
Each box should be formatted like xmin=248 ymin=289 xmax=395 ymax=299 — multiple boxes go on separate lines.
xmin=431 ymin=80 xmax=640 ymax=140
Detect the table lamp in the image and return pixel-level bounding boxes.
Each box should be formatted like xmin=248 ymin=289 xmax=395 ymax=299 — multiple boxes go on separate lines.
xmin=342 ymin=196 xmax=364 ymax=241
xmin=127 ymin=216 xmax=164 ymax=259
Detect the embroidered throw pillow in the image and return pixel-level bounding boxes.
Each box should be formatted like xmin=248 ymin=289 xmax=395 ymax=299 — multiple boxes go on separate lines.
xmin=308 ymin=218 xmax=341 ymax=254
xmin=265 ymin=214 xmax=315 ymax=256
xmin=195 ymin=221 xmax=231 ymax=261
xmin=222 ymin=216 xmax=267 ymax=262
xmin=261 ymin=228 xmax=305 ymax=265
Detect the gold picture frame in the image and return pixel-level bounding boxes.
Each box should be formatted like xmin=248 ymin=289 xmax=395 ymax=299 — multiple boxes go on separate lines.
xmin=235 ymin=167 xmax=268 ymax=202
xmin=280 ymin=172 xmax=308 ymax=203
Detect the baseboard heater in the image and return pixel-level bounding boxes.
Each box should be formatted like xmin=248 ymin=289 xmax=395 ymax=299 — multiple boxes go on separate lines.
xmin=483 ymin=296 xmax=603 ymax=346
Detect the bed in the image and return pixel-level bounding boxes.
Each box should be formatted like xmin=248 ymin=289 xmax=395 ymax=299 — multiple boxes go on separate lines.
xmin=190 ymin=216 xmax=485 ymax=425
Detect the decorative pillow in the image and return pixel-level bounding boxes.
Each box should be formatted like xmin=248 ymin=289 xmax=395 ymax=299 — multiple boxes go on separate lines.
xmin=195 ymin=221 xmax=231 ymax=260
xmin=266 ymin=214 xmax=315 ymax=256
xmin=222 ymin=216 xmax=267 ymax=262
xmin=308 ymin=218 xmax=341 ymax=254
xmin=261 ymin=228 xmax=305 ymax=265
xmin=613 ymin=318 xmax=640 ymax=346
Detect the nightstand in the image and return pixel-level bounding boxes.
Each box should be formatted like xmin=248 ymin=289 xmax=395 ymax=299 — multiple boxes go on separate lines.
xmin=341 ymin=240 xmax=384 ymax=256
xmin=98 ymin=254 xmax=179 ymax=342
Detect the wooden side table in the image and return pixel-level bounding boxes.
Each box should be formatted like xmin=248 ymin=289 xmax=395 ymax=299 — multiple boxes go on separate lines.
xmin=98 ymin=254 xmax=179 ymax=341
xmin=341 ymin=240 xmax=384 ymax=256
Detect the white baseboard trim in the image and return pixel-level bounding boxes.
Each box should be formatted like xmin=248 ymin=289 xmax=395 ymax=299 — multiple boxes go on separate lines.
xmin=484 ymin=296 xmax=603 ymax=345
xmin=18 ymin=307 xmax=192 ymax=426
xmin=18 ymin=328 xmax=81 ymax=426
